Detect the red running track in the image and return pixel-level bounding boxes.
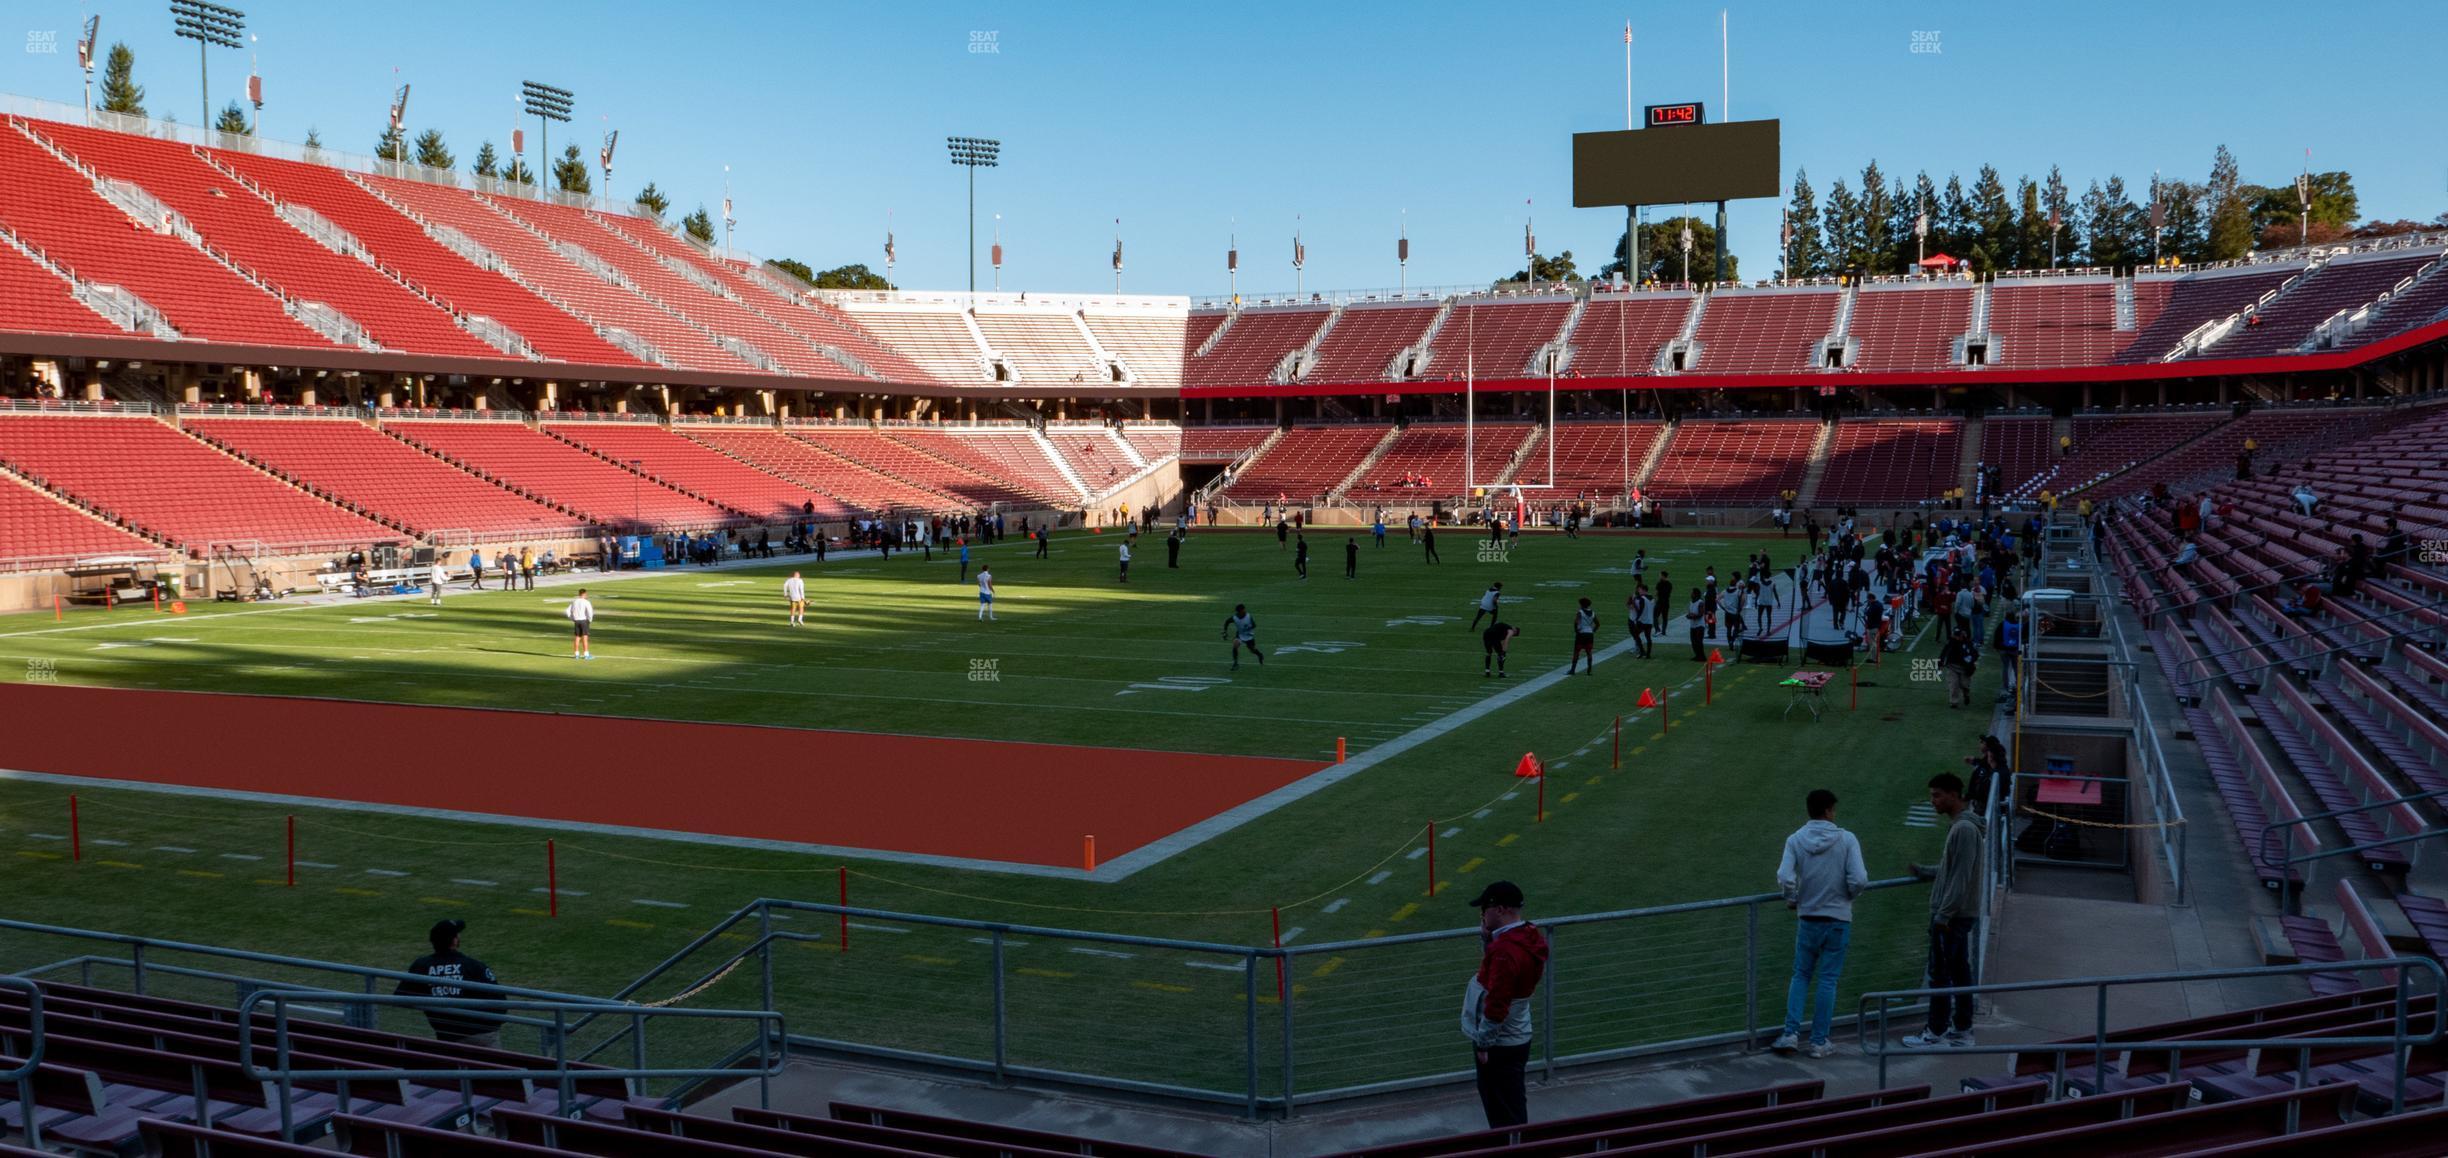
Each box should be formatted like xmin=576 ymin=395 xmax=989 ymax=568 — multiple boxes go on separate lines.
xmin=0 ymin=684 xmax=1324 ymax=869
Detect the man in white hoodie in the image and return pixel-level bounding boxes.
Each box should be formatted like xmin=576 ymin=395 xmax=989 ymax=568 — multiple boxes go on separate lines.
xmin=1773 ymin=788 xmax=1869 ymax=1057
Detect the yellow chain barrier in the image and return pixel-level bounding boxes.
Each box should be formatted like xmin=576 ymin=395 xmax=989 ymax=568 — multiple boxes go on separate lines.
xmin=2022 ymin=806 xmax=2186 ymax=830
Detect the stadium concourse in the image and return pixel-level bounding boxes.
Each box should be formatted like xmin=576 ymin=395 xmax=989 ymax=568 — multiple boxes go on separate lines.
xmin=7 ymin=105 xmax=2448 ymax=1158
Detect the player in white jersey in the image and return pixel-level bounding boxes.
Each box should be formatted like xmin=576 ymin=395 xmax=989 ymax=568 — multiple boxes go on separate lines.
xmin=976 ymin=566 xmax=996 ymax=621
xmin=783 ymin=572 xmax=806 ymax=625
xmin=1222 ymin=604 xmax=1264 ymax=670
xmin=566 ymin=589 xmax=595 ymax=660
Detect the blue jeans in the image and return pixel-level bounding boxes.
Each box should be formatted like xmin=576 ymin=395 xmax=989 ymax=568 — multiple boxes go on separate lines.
xmin=1783 ymin=919 xmax=1850 ymax=1046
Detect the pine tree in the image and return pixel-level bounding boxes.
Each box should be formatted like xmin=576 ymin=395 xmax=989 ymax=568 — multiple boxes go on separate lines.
xmin=1898 ymin=171 xmax=1939 ymax=271
xmin=99 ymin=43 xmax=145 ymax=117
xmin=2013 ymin=178 xmax=2052 ymax=271
xmin=1938 ymin=174 xmax=1974 ymax=265
xmin=633 ymin=182 xmax=670 ymax=219
xmin=214 ymin=101 xmax=249 ymax=135
xmin=2159 ymin=179 xmax=2210 ymax=264
xmin=553 ymin=144 xmax=592 ymax=195
xmin=303 ymin=126 xmax=323 ymax=152
xmin=2204 ymin=145 xmax=2253 ymax=260
xmin=502 ymin=157 xmax=536 ymax=186
xmin=374 ymin=124 xmax=405 ymax=163
xmin=1856 ymin=160 xmax=1895 ymax=275
xmin=1968 ymin=166 xmax=2014 ymax=274
xmin=2041 ymin=166 xmax=2079 ymax=268
xmin=471 ymin=142 xmax=499 ymax=179
xmin=1820 ymin=179 xmax=1862 ymax=275
xmin=1782 ymin=169 xmax=1828 ymax=279
xmin=2079 ymin=178 xmax=2145 ymax=270
xmin=413 ymin=129 xmax=454 ymax=171
xmin=766 ymin=258 xmax=816 ymax=283
xmin=681 ymin=206 xmax=716 ymax=243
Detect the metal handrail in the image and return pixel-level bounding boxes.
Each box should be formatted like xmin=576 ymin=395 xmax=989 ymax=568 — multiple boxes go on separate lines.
xmin=0 ymin=977 xmax=46 ymax=1149
xmin=236 ymin=989 xmax=784 ymax=1141
xmin=2256 ymin=784 xmax=2448 ymax=875
xmin=1860 ymin=957 xmax=2448 ymax=1113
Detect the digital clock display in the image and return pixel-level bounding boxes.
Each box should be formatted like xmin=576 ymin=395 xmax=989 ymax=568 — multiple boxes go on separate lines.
xmin=1646 ymin=102 xmax=1704 ymax=127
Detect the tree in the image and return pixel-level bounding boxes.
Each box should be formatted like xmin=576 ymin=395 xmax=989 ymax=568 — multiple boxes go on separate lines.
xmin=552 ymin=144 xmax=592 ymax=194
xmin=1896 ymin=171 xmax=1940 ymax=270
xmin=1937 ymin=174 xmax=1974 ymax=264
xmin=1820 ymin=179 xmax=1862 ymax=275
xmin=2204 ymin=145 xmax=2253 ymax=261
xmin=412 ymin=129 xmax=454 ymax=171
xmin=303 ymin=126 xmax=323 ymax=152
xmin=633 ymin=182 xmax=670 ymax=219
xmin=1500 ymin=250 xmax=1579 ymax=287
xmin=1854 ymin=161 xmax=1897 ymax=275
xmin=813 ymin=263 xmax=894 ymax=289
xmin=1966 ymin=165 xmax=2014 ymax=274
xmin=502 ymin=157 xmax=536 ymax=186
xmin=2157 ymin=179 xmax=2209 ymax=264
xmin=765 ymin=258 xmax=816 ymax=283
xmin=1781 ymin=169 xmax=1828 ymax=279
xmin=214 ymin=101 xmax=249 ymax=135
xmin=99 ymin=43 xmax=145 ymax=117
xmin=471 ymin=141 xmax=499 ymax=179
xmin=373 ymin=123 xmax=405 ymax=163
xmin=681 ymin=206 xmax=716 ymax=243
xmin=2041 ymin=165 xmax=2079 ymax=268
xmin=2080 ymin=177 xmax=2146 ymax=270
xmin=1604 ymin=216 xmax=1733 ymax=285
xmin=2012 ymin=178 xmax=2052 ymax=271
xmin=2244 ymin=171 xmax=2358 ymax=249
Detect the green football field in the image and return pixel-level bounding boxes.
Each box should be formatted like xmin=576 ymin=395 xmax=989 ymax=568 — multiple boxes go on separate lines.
xmin=0 ymin=527 xmax=1993 ymax=1095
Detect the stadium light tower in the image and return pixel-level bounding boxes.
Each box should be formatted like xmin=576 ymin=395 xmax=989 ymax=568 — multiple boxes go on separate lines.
xmin=77 ymin=16 xmax=101 ymax=114
xmin=521 ymin=80 xmax=574 ymax=193
xmin=170 ymin=0 xmax=244 ymax=128
xmin=946 ymin=137 xmax=1001 ymax=294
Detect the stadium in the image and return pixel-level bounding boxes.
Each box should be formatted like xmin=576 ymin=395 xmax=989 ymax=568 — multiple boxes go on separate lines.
xmin=0 ymin=2 xmax=2445 ymax=1155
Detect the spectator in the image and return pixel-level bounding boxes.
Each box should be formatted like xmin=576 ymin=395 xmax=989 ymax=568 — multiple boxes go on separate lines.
xmin=1995 ymin=607 xmax=2022 ymax=700
xmin=1965 ymin=735 xmax=2008 ymax=812
xmin=1904 ymin=774 xmax=1984 ymax=1049
xmin=2379 ymin=518 xmax=2410 ymax=567
xmin=1460 ymin=881 xmax=1547 ymax=1129
xmin=1940 ymin=628 xmax=1978 ymax=709
xmin=2292 ymin=483 xmax=2320 ymax=518
xmin=1773 ymin=789 xmax=1868 ymax=1059
xmin=397 ymin=919 xmax=505 ymax=1047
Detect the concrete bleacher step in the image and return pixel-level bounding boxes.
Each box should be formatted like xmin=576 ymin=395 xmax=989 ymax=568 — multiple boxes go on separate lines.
xmin=1324 ymin=424 xmax=1406 ymax=504
xmin=1025 ymin=427 xmax=1092 ymax=501
xmin=1792 ymin=420 xmax=1836 ymax=507
xmin=1959 ymin=413 xmax=1986 ymax=497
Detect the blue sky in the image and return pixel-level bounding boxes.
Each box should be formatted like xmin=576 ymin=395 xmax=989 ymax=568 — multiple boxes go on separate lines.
xmin=12 ymin=1 xmax=2443 ymax=296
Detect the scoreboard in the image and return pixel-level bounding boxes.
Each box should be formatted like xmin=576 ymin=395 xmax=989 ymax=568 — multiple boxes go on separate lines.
xmin=1571 ymin=114 xmax=1781 ymax=208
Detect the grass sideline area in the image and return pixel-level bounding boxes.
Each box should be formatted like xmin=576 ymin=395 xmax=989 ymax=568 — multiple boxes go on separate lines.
xmin=0 ymin=527 xmax=1993 ymax=1093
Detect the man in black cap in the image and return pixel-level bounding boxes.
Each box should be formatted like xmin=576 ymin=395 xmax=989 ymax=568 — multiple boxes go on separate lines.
xmin=1462 ymin=881 xmax=1548 ymax=1129
xmin=398 ymin=919 xmax=505 ymax=1047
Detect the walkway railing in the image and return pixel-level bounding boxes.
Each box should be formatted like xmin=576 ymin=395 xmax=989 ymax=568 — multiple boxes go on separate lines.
xmin=577 ymin=882 xmax=1933 ymax=1117
xmin=1860 ymin=957 xmax=2448 ymax=1114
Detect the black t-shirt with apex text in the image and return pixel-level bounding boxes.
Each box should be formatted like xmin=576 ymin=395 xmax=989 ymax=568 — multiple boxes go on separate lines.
xmin=397 ymin=948 xmax=505 ymax=1039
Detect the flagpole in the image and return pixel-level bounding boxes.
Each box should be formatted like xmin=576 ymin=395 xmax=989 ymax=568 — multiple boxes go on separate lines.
xmin=1624 ymin=21 xmax=1636 ymax=286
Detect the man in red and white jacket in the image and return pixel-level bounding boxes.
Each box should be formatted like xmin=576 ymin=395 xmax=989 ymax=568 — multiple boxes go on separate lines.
xmin=1461 ymin=880 xmax=1549 ymax=1129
